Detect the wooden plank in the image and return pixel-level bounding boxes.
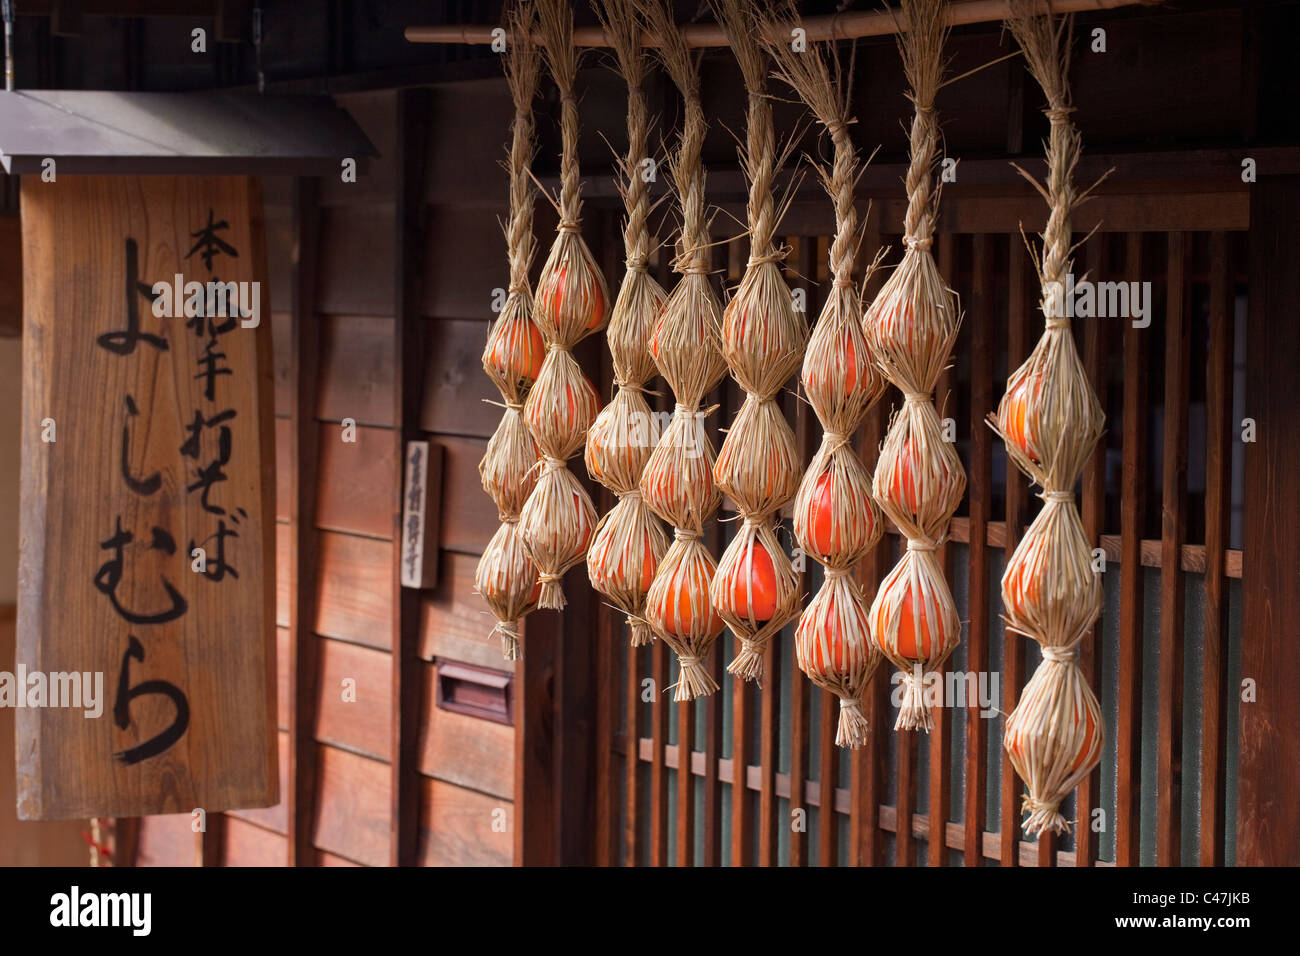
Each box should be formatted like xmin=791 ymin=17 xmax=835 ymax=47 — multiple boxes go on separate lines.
xmin=287 ymin=177 xmax=322 ymax=867
xmin=133 ymin=813 xmax=195 ymax=867
xmin=317 ymin=203 xmax=396 ymax=317
xmin=418 ymin=661 xmax=514 ymax=799
xmin=676 ymin=680 xmax=695 ymax=866
xmin=419 ymin=317 xmax=501 ymax=438
xmin=1199 ymin=231 xmax=1233 ymax=867
xmin=313 ymin=530 xmax=393 ymax=648
xmin=1116 ymin=232 xmax=1146 ymax=867
xmin=1000 ymin=236 xmax=1031 ymax=865
xmin=419 ymin=203 xmax=514 ymax=319
xmin=964 ymin=233 xmax=993 ymax=866
xmin=316 ymin=422 xmax=396 ymax=538
xmin=392 ymin=86 xmax=431 ymax=868
xmin=220 ymin=816 xmax=285 ymax=867
xmin=1238 ymin=177 xmax=1300 ymax=866
xmin=1157 ymin=232 xmax=1189 ymax=866
xmin=417 ymin=777 xmax=513 ymax=866
xmin=626 ymin=642 xmax=642 ymax=866
xmin=0 ymin=215 xmax=21 ymax=335
xmin=271 ymin=309 xmax=291 ymax=417
xmin=226 ymin=731 xmax=289 ymax=834
xmin=514 ymin=605 xmax=558 ymax=866
xmin=649 ymin=625 xmax=669 ymax=865
xmin=315 ymin=636 xmax=391 ymax=761
xmin=317 ymin=315 xmax=396 ymax=426
xmin=437 ymin=434 xmax=499 ymax=555
xmin=418 ymin=551 xmax=503 ymax=670
xmin=312 ymin=743 xmax=391 ymax=867
xmin=1075 ymin=236 xmax=1108 ymax=867
xmin=16 ymin=174 xmax=277 ymax=820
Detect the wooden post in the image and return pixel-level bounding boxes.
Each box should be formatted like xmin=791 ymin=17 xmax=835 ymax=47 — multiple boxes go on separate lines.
xmin=1238 ymin=176 xmax=1300 ymax=866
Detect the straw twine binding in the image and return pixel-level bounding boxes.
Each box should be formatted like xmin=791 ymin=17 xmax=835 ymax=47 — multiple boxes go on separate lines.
xmin=706 ymin=0 xmax=808 ymax=684
xmin=994 ymin=2 xmax=1108 ymax=835
xmin=585 ymin=0 xmax=670 ymax=648
xmin=862 ymin=0 xmax=965 ymax=733
xmin=764 ymin=6 xmax=889 ymax=747
xmin=636 ymin=0 xmax=728 ymax=701
xmin=520 ymin=0 xmax=611 ymax=611
xmin=477 ymin=2 xmax=544 ymax=661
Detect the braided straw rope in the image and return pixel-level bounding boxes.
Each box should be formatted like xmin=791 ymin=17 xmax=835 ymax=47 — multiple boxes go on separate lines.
xmin=706 ymin=0 xmax=807 ymax=685
xmin=864 ymin=0 xmax=965 ymax=734
xmin=636 ymin=0 xmax=728 ymax=701
xmin=476 ymin=1 xmax=544 ymax=661
xmin=520 ymin=0 xmax=610 ymax=611
xmin=584 ymin=0 xmax=670 ymax=648
xmin=764 ymin=5 xmax=889 ymax=748
xmin=996 ymin=2 xmax=1107 ymax=836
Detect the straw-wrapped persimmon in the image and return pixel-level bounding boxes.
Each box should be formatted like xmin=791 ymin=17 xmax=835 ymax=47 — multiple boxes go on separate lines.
xmin=475 ymin=520 xmax=541 ymax=660
xmin=1001 ymin=494 xmax=1101 ymax=647
xmin=796 ymin=571 xmax=882 ymax=747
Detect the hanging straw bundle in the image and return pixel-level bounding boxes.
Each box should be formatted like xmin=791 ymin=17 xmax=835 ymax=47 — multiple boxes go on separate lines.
xmin=763 ymin=7 xmax=889 ymax=747
xmin=636 ymin=0 xmax=729 ymax=701
xmin=519 ymin=0 xmax=611 ymax=611
xmin=584 ymin=0 xmax=671 ymax=648
xmin=476 ymin=2 xmax=544 ymax=661
xmin=704 ymin=0 xmax=807 ymax=684
xmin=863 ymin=0 xmax=965 ymax=733
xmin=995 ymin=2 xmax=1108 ymax=836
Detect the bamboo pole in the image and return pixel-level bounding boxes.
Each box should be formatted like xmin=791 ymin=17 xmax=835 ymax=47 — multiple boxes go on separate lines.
xmin=405 ymin=0 xmax=1160 ymax=47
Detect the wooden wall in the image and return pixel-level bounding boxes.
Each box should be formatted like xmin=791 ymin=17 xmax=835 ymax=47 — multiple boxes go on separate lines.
xmin=132 ymin=86 xmax=515 ymax=867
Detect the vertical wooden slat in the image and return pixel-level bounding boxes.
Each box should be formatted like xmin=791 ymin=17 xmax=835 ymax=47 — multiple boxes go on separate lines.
xmin=731 ymin=637 xmax=753 ymax=867
xmin=817 ymin=690 xmax=837 ymax=866
xmin=1199 ymin=231 xmax=1233 ymax=867
xmin=1075 ymin=236 xmax=1108 ymax=867
xmin=626 ymin=643 xmax=642 ymax=865
xmin=757 ymin=631 xmax=779 ymax=866
xmin=1157 ymin=232 xmax=1189 ymax=866
xmin=1238 ymin=178 xmax=1300 ymax=867
xmin=287 ymin=177 xmax=322 ymax=868
xmin=964 ymin=233 xmax=993 ymax=866
xmin=390 ymin=87 xmax=431 ymax=868
xmin=1000 ymin=235 xmax=1030 ymax=866
xmin=788 ymin=235 xmax=817 ymax=867
xmin=928 ymin=229 xmax=956 ymax=868
xmin=676 ymin=691 xmax=695 ymax=866
xmin=595 ymin=211 xmax=621 ymax=868
xmin=857 ymin=211 xmax=890 ymax=868
xmin=197 ymin=814 xmax=225 ymax=866
xmin=1116 ymin=232 xmax=1146 ymax=867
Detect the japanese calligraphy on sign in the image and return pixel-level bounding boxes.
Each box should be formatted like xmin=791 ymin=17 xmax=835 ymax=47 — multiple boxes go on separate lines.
xmin=16 ymin=175 xmax=277 ymax=820
xmin=399 ymin=440 xmax=443 ymax=590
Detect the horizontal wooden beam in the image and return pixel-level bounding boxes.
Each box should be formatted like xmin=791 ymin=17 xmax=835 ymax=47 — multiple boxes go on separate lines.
xmin=406 ymin=0 xmax=1161 ymax=48
xmin=625 ymin=737 xmax=1103 ymax=866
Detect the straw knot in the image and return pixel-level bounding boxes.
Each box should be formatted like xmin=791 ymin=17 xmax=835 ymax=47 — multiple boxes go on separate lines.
xmin=538 ymin=571 xmax=562 ymax=585
xmin=1045 ymin=106 xmax=1075 ymax=125
xmin=674 ymin=527 xmax=703 ymax=542
xmin=741 ymin=516 xmax=764 ymax=530
xmin=1042 ymin=490 xmax=1074 ymax=503
xmin=904 ymin=236 xmax=934 ymax=252
xmin=558 ymin=218 xmax=583 ymax=233
xmin=832 ymin=277 xmax=854 ymax=289
xmin=907 ymin=539 xmax=938 ymax=552
xmin=625 ymin=255 xmax=649 ymax=272
xmin=542 ymin=455 xmax=566 ymax=471
xmin=505 ymin=400 xmax=524 ymax=411
xmin=1045 ymin=316 xmax=1071 ymax=330
xmin=903 ymin=391 xmax=930 ymax=404
xmin=678 ymin=655 xmax=700 ymax=666
xmin=823 ymin=430 xmax=851 ymax=452
xmin=747 ymin=250 xmax=786 ymax=267
xmin=621 ymin=489 xmax=642 ymax=502
xmin=1041 ymin=645 xmax=1079 ymax=663
xmin=824 ymin=567 xmax=854 ymax=580
xmin=507 ymin=280 xmax=530 ymax=295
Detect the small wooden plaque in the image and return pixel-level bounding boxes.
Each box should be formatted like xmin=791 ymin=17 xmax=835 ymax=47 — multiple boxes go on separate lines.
xmin=399 ymin=439 xmax=443 ymax=589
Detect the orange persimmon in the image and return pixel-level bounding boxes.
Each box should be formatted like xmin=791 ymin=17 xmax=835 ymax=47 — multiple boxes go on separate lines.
xmin=729 ymin=541 xmax=778 ymax=622
xmin=537 ymin=261 xmax=607 ymax=333
xmin=1003 ymin=373 xmax=1043 ymax=463
xmin=807 ymin=471 xmax=837 ymax=554
xmin=487 ymin=317 xmax=545 ymax=384
xmin=877 ymin=578 xmax=940 ymax=660
xmin=651 ymin=574 xmax=722 ymax=639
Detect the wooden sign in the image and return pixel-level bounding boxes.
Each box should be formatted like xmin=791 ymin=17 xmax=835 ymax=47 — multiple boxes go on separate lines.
xmin=16 ymin=175 xmax=277 ymax=819
xmin=400 ymin=439 xmax=443 ymax=589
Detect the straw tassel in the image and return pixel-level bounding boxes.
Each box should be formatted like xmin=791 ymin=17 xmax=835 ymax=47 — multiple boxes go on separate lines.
xmin=476 ymin=2 xmax=544 ymax=659
xmin=995 ymin=1 xmax=1110 ymax=835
